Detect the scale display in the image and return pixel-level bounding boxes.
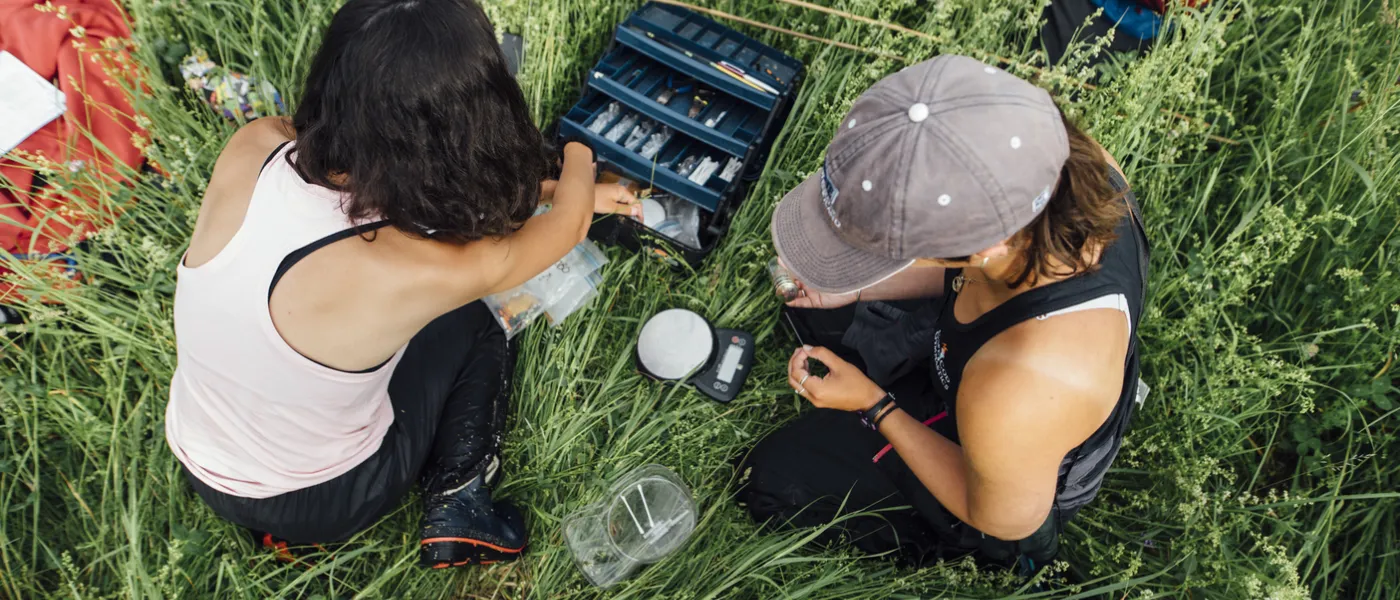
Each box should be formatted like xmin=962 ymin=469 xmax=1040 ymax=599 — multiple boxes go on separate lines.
xmin=716 ymin=344 xmax=743 ymax=384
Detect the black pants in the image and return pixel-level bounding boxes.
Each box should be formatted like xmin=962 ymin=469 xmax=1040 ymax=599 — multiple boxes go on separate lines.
xmin=737 ymin=304 xmax=1062 ymax=569
xmin=186 ymin=302 xmax=513 ymax=544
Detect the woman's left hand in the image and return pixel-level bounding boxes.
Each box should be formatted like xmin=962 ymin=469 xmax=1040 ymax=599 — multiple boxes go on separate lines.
xmin=787 ymin=345 xmax=886 ymax=412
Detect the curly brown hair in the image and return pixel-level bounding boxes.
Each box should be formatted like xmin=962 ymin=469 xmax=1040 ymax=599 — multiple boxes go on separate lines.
xmin=289 ymin=0 xmax=549 ymax=244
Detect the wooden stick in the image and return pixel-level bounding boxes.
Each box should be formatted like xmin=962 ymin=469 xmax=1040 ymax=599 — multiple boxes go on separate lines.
xmin=651 ymin=0 xmax=907 ymax=62
xmin=773 ymin=0 xmax=1028 ymax=78
xmin=656 ymin=0 xmax=1240 ymax=145
xmin=771 ymin=0 xmax=1243 ymax=143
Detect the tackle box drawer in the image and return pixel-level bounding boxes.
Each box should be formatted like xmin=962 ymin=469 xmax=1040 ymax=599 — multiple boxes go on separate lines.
xmin=559 ymin=90 xmax=739 ymax=212
xmin=587 ymin=45 xmax=765 ymax=158
xmin=558 ymin=1 xmax=804 ymax=268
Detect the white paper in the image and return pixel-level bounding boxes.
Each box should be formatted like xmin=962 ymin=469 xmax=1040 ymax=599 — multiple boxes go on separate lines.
xmin=0 ymin=51 xmax=67 ymax=155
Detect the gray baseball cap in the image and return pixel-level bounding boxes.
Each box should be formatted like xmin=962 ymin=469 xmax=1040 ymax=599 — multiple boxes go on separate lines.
xmin=772 ymin=55 xmax=1069 ymax=293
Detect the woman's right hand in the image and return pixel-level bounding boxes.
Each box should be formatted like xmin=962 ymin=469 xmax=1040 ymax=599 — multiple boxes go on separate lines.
xmin=538 ymin=179 xmax=640 ymax=219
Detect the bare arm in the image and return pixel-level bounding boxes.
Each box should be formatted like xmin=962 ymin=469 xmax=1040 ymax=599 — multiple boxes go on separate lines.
xmin=789 ymin=315 xmax=1124 ymax=540
xmin=875 ymin=359 xmax=1092 ymax=539
xmin=872 ymin=407 xmax=975 ymax=519
xmin=786 ymin=264 xmax=946 ymax=309
xmin=205 ymin=117 xmax=295 ymax=195
xmin=893 ymin=321 xmax=1123 ymax=538
xmin=858 ymin=265 xmax=947 ymax=301
xmin=467 ymin=142 xmax=596 ymax=295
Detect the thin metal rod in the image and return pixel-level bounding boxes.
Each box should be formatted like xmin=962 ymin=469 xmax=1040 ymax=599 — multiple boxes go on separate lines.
xmin=621 ymin=496 xmax=647 ymax=534
xmin=636 ymin=484 xmax=655 ymax=528
xmin=651 ymin=0 xmax=906 ymax=61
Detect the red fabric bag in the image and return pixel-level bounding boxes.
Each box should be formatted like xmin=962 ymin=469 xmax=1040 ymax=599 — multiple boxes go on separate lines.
xmin=0 ymin=0 xmax=145 ymax=301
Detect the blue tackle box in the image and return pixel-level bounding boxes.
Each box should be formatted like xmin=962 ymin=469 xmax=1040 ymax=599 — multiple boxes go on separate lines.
xmin=558 ymin=2 xmax=804 ymax=267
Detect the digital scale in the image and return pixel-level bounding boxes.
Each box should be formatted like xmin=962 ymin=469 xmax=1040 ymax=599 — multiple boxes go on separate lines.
xmin=635 ymin=308 xmax=754 ymax=403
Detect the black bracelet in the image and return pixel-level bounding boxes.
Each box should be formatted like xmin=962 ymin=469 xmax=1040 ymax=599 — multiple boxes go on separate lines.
xmin=871 ymin=404 xmax=898 ymax=430
xmin=860 ymin=393 xmax=896 ymax=431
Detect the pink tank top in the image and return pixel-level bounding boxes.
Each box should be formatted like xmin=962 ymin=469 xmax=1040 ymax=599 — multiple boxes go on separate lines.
xmin=166 ymin=142 xmax=404 ymax=499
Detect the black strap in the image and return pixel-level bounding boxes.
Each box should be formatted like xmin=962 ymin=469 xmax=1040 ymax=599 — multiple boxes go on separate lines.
xmin=1110 ymin=169 xmax=1150 ymax=316
xmin=268 ymin=221 xmax=393 ymax=374
xmin=267 ymin=222 xmax=391 ymax=300
xmin=1058 ymin=171 xmax=1150 ymax=490
xmin=871 ymin=403 xmax=899 ymax=430
xmin=260 ymin=140 xmax=291 ymax=174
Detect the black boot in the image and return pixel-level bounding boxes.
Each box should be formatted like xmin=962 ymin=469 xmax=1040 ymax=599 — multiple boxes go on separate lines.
xmin=419 ymin=471 xmax=527 ymax=568
xmin=415 ymin=303 xmax=524 ymax=568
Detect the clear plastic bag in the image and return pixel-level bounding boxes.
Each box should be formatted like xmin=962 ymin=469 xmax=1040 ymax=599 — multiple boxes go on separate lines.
xmin=687 ymin=157 xmax=720 ymax=185
xmin=623 ymin=119 xmax=657 ymax=151
xmin=673 ymin=155 xmax=700 ymax=177
xmin=524 ymin=240 xmax=608 ymax=308
xmin=649 ymin=193 xmax=701 ymax=250
xmin=545 ymin=269 xmax=605 ymax=325
xmin=718 ymin=157 xmax=743 ymax=182
xmin=588 ymin=102 xmax=623 ymax=134
xmin=483 ymin=289 xmax=545 ymax=339
xmin=638 ymin=126 xmax=673 ymax=160
xmin=485 ymin=240 xmax=609 ymax=337
xmin=605 ymin=112 xmax=640 ymax=143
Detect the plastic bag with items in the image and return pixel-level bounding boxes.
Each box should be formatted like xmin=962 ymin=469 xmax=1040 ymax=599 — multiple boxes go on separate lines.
xmin=483 ymin=239 xmax=609 ymax=338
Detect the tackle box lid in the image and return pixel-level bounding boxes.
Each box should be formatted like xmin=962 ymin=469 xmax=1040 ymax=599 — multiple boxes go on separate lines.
xmin=619 ymin=2 xmax=803 ymax=110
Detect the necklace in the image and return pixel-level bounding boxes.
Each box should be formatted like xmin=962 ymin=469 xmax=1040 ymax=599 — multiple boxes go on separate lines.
xmin=951 ymin=271 xmax=988 ymax=293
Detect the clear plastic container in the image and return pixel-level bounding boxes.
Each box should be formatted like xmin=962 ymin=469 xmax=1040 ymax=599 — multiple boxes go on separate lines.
xmin=564 ymin=465 xmax=697 ymax=588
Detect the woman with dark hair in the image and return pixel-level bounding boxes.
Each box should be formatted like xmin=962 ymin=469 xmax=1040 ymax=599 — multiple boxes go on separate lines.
xmin=738 ymin=55 xmax=1149 ymax=571
xmin=164 ymin=0 xmax=634 ymax=568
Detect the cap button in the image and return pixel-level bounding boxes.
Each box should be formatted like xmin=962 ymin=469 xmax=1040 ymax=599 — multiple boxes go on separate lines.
xmin=908 ymin=103 xmax=929 ymax=123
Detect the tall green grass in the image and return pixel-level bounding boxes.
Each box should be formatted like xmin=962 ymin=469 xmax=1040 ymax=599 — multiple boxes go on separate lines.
xmin=0 ymin=0 xmax=1396 ymax=597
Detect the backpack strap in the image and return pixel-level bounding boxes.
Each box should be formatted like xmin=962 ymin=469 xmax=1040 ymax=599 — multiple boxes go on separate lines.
xmin=1112 ymin=169 xmax=1152 ymax=411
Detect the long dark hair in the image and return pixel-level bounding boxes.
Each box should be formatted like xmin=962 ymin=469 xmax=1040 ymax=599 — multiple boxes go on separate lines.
xmin=1005 ymin=111 xmax=1127 ymax=287
xmin=289 ymin=0 xmax=548 ymax=243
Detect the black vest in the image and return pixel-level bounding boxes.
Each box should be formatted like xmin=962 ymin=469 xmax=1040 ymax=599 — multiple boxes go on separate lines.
xmin=929 ymin=171 xmax=1148 ymax=514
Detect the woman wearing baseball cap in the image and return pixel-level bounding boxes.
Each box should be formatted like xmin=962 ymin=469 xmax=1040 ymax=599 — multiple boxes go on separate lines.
xmin=738 ymin=55 xmax=1149 ymax=571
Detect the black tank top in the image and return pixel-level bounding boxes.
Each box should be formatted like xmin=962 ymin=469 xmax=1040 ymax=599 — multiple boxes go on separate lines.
xmin=928 ymin=170 xmax=1149 ymax=514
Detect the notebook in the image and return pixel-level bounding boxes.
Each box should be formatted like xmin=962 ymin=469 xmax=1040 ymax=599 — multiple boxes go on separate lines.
xmin=0 ymin=51 xmax=67 ymax=155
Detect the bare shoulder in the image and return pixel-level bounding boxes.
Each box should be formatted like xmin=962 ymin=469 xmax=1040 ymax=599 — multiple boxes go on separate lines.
xmin=957 ymin=310 xmax=1128 ymax=448
xmin=209 ymin=117 xmax=296 ymax=185
xmin=185 ymin=118 xmax=295 ymax=267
